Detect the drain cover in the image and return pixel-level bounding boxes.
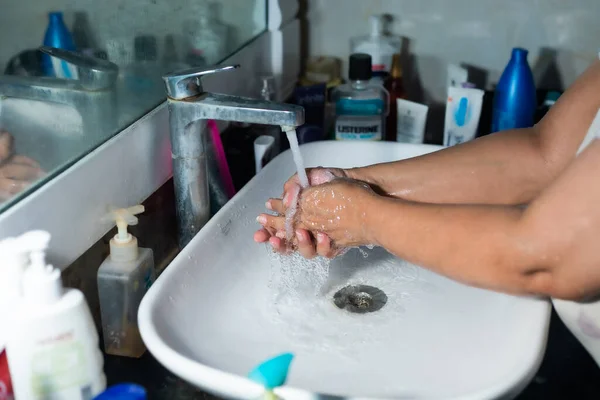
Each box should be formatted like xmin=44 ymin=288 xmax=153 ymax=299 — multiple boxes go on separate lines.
xmin=333 ymin=285 xmax=387 ymax=313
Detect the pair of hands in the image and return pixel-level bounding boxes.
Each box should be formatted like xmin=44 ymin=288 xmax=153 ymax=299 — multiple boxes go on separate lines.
xmin=0 ymin=130 xmax=45 ymax=201
xmin=253 ymin=167 xmax=379 ymax=258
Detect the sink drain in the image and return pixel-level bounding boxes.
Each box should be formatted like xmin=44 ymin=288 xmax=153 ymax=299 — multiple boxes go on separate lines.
xmin=333 ymin=285 xmax=387 ymax=313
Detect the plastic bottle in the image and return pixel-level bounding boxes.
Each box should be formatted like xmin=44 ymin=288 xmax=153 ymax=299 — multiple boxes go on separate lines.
xmin=350 ymin=15 xmax=401 ymax=77
xmin=0 ymin=235 xmax=30 ymax=400
xmin=384 ymin=53 xmax=407 ymax=141
xmin=332 ymin=53 xmax=389 ymax=141
xmin=98 ymin=206 xmax=155 ymax=358
xmin=93 ymin=384 xmax=146 ymax=400
xmin=42 ymin=11 xmax=77 ymax=78
xmin=6 ymin=231 xmax=106 ymax=400
xmin=491 ymin=48 xmax=537 ymax=133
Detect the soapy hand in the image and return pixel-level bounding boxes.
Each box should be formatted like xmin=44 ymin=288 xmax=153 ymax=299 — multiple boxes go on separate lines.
xmin=0 ymin=130 xmax=45 ymax=201
xmin=253 ymin=167 xmax=347 ymax=258
xmin=255 ymin=176 xmax=379 ymax=257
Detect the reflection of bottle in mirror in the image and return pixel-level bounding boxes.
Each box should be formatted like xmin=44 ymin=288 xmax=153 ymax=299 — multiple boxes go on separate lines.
xmin=183 ymin=2 xmax=229 ymax=66
xmin=42 ymin=12 xmax=77 ymax=78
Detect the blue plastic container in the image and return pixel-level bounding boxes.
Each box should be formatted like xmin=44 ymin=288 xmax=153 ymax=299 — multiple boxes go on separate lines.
xmin=491 ymin=48 xmax=537 ymax=133
xmin=93 ymin=384 xmax=146 ymax=400
xmin=42 ymin=11 xmax=77 ymax=77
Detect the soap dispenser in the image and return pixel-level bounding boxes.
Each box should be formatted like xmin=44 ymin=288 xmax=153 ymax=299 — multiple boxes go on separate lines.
xmin=98 ymin=205 xmax=155 ymax=358
xmin=6 ymin=230 xmax=106 ymax=400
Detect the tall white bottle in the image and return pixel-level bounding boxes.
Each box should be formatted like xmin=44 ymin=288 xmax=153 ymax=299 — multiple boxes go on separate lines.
xmin=6 ymin=231 xmax=106 ymax=400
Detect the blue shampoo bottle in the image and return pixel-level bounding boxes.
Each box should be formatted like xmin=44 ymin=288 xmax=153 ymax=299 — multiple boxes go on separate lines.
xmin=42 ymin=12 xmax=77 ymax=77
xmin=491 ymin=48 xmax=537 ymax=133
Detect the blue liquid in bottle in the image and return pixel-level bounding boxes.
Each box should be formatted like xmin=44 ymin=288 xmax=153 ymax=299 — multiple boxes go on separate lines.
xmin=491 ymin=48 xmax=537 ymax=133
xmin=42 ymin=12 xmax=77 ymax=77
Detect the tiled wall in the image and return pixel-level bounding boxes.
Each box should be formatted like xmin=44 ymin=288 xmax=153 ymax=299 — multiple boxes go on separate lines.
xmin=305 ymin=0 xmax=600 ymax=102
xmin=0 ymin=0 xmax=266 ymax=70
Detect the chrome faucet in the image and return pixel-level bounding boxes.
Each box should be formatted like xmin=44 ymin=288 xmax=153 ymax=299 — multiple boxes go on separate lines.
xmin=162 ymin=65 xmax=305 ymax=248
xmin=0 ymin=46 xmax=118 ymax=138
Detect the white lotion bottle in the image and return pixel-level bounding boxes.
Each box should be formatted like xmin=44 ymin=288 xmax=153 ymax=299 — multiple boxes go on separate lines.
xmin=98 ymin=205 xmax=155 ymax=358
xmin=6 ymin=231 xmax=106 ymax=400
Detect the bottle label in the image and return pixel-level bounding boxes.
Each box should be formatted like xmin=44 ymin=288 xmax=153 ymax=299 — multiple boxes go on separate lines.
xmin=397 ymin=112 xmax=419 ymax=143
xmin=335 ymin=116 xmax=383 ymax=141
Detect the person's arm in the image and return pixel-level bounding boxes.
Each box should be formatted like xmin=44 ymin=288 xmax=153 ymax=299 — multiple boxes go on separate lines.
xmin=360 ymin=139 xmax=600 ymax=300
xmin=348 ymin=60 xmax=600 ymax=205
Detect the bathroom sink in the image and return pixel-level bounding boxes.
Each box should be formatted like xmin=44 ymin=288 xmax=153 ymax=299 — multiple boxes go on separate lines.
xmin=139 ymin=141 xmax=551 ymax=400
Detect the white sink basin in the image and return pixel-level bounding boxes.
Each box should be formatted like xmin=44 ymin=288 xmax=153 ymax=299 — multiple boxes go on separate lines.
xmin=139 ymin=141 xmax=551 ymax=400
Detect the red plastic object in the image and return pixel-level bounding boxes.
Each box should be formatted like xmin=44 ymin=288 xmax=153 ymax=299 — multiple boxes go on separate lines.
xmin=0 ymin=351 xmax=13 ymax=400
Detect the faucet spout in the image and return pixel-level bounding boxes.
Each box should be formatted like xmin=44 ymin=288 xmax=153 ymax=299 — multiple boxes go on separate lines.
xmin=193 ymin=93 xmax=304 ymax=127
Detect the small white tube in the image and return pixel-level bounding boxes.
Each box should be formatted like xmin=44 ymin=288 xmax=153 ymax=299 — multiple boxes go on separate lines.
xmin=254 ymin=135 xmax=275 ymax=174
xmin=444 ymin=86 xmax=485 ymax=147
xmin=447 ymin=64 xmax=469 ymax=89
xmin=395 ymin=99 xmax=429 ymax=144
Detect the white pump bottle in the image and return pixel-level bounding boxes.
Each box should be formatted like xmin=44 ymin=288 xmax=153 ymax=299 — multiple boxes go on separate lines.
xmin=4 ymin=230 xmax=106 ymax=400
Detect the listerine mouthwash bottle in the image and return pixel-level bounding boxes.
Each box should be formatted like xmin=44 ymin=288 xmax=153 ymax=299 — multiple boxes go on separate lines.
xmin=332 ymin=53 xmax=389 ymax=141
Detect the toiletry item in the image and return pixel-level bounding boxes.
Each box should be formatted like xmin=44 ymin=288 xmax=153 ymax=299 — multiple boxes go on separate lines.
xmin=384 ymin=53 xmax=407 ymax=141
xmin=444 ymin=86 xmax=485 ymax=147
xmin=42 ymin=12 xmax=77 ymax=78
xmin=93 ymin=384 xmax=146 ymax=400
xmin=0 ymin=233 xmax=34 ymax=400
xmin=0 ymin=235 xmax=26 ymax=400
xmin=535 ymin=90 xmax=561 ymax=123
xmin=254 ymin=135 xmax=275 ymax=174
xmin=303 ymin=56 xmax=342 ymax=85
xmin=293 ymin=82 xmax=326 ymax=137
xmin=98 ymin=206 xmax=155 ymax=358
xmin=447 ymin=64 xmax=469 ymax=89
xmin=491 ymin=48 xmax=536 ymax=133
xmin=7 ymin=231 xmax=106 ymax=400
xmin=332 ymin=54 xmax=389 ymax=141
xmin=248 ymin=353 xmax=294 ymax=390
xmin=72 ymin=12 xmax=95 ymax=55
xmin=350 ymin=15 xmax=401 ymax=75
xmin=396 ymin=99 xmax=429 ymax=144
xmin=183 ymin=2 xmax=229 ymax=67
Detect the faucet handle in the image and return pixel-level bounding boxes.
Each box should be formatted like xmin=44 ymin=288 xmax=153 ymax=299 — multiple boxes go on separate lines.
xmin=162 ymin=65 xmax=240 ymax=100
xmin=39 ymin=46 xmax=118 ymax=91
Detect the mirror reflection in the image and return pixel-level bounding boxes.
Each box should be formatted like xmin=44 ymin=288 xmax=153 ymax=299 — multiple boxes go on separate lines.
xmin=0 ymin=0 xmax=267 ymax=211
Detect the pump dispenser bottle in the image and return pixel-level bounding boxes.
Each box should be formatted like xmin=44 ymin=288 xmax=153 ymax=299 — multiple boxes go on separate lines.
xmin=5 ymin=231 xmax=106 ymax=400
xmin=98 ymin=205 xmax=155 ymax=358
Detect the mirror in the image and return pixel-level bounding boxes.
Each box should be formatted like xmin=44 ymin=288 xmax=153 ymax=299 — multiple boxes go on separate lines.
xmin=0 ymin=0 xmax=267 ymax=211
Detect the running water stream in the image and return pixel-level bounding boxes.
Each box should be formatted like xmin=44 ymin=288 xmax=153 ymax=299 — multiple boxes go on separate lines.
xmin=284 ymin=129 xmax=309 ymax=243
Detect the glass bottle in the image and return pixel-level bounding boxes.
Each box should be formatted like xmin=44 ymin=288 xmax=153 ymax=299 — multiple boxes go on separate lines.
xmin=384 ymin=53 xmax=407 ymax=141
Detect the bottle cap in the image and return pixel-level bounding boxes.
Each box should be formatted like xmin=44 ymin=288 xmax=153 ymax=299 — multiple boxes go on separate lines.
xmin=349 ymin=53 xmax=372 ymax=81
xmin=104 ymin=205 xmax=144 ymax=263
xmin=20 ymin=231 xmax=64 ymax=305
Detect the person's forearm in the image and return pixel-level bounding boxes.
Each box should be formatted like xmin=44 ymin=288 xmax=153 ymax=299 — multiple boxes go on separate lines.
xmin=348 ymin=127 xmax=550 ymax=205
xmin=348 ymin=60 xmax=600 ymax=206
xmin=365 ymin=196 xmax=539 ymax=295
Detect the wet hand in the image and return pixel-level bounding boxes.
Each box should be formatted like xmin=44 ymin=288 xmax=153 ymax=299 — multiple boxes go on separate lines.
xmin=254 ymin=167 xmax=347 ymax=258
xmin=255 ymin=178 xmax=379 ymax=255
xmin=297 ymin=178 xmax=378 ymax=247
